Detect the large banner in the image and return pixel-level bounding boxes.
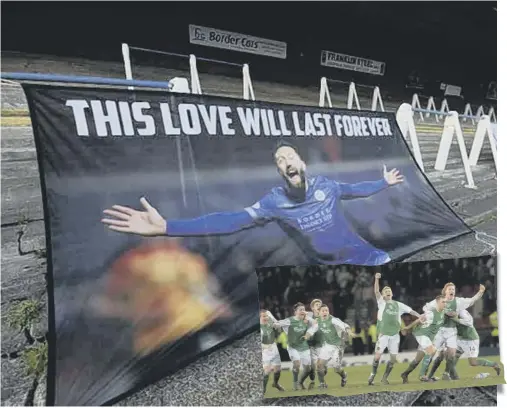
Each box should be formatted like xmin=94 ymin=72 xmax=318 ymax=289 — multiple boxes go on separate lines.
xmin=189 ymin=24 xmax=287 ymax=59
xmin=321 ymin=50 xmax=386 ymax=76
xmin=23 ymin=84 xmax=471 ymax=405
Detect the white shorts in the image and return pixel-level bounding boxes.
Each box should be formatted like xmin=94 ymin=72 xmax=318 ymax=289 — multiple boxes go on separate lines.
xmin=318 ymin=343 xmax=343 ymax=368
xmin=376 ymin=334 xmax=400 ymax=355
xmin=457 ymin=339 xmax=480 ymax=358
xmin=416 ymin=335 xmax=433 ymax=351
xmin=310 ymin=346 xmax=322 ymax=365
xmin=288 ymin=347 xmax=312 ymax=366
xmin=262 ymin=343 xmax=281 ymax=366
xmin=434 ymin=327 xmax=458 ymax=350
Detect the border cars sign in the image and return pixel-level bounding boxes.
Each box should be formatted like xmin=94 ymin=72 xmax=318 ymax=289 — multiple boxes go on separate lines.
xmin=189 ymin=24 xmax=287 ymax=59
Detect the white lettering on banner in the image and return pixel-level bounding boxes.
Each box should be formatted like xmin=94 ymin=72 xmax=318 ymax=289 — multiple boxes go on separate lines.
xmin=189 ymin=24 xmax=287 ymax=59
xmin=118 ymin=102 xmax=134 ymax=136
xmin=179 ymin=104 xmax=201 ymax=135
xmin=65 ymin=100 xmax=394 ymax=139
xmin=160 ymin=103 xmax=181 ymax=135
xmin=66 ymin=100 xmax=90 ymax=136
xmin=131 ymin=102 xmax=156 ymax=136
xmin=237 ymin=107 xmax=261 ymax=136
xmin=321 ymin=50 xmax=386 ymax=76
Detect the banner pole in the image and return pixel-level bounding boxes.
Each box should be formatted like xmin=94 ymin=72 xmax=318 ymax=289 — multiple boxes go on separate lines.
xmin=1 ymin=72 xmax=173 ymax=89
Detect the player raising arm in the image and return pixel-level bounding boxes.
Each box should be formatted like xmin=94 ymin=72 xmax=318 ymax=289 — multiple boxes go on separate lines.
xmin=400 ymin=295 xmax=447 ymax=383
xmin=368 ymin=273 xmax=422 ymax=386
xmin=272 ymin=303 xmax=318 ymax=391
xmin=423 ymin=282 xmax=485 ymax=381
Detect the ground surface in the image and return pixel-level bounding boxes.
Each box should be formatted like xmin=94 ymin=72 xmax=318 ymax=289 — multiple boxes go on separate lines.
xmin=264 ymin=357 xmax=504 ymax=400
xmin=0 ymin=52 xmax=498 ymax=406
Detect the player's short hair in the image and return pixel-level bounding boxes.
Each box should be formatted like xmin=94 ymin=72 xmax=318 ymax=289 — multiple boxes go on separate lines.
xmin=319 ymin=304 xmax=329 ymax=310
xmin=310 ymin=299 xmax=323 ymax=309
xmin=293 ymin=302 xmax=305 ymax=312
xmin=442 ymin=282 xmax=455 ymax=295
xmin=382 ymin=286 xmax=392 ymax=293
xmin=272 ymin=140 xmax=301 ymax=162
xmin=436 ymin=294 xmax=446 ymax=302
xmin=260 ymin=309 xmax=268 ymax=314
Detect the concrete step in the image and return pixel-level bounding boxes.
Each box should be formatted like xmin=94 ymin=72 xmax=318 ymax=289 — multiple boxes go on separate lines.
xmin=431 ymin=166 xmax=496 ymax=191
xmin=460 ymin=192 xmax=496 ymax=217
xmin=440 ymin=177 xmax=497 ymax=208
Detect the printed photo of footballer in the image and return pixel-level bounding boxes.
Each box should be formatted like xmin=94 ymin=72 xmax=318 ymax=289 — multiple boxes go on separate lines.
xmin=101 ymin=140 xmax=404 ymax=266
xmin=256 ymin=255 xmax=504 ymax=399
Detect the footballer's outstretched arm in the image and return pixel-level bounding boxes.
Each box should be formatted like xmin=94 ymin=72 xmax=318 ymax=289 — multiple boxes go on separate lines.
xmin=401 ymin=314 xmax=425 ymax=335
xmin=331 ymin=316 xmax=358 ymax=338
xmin=396 ymin=301 xmax=423 ymax=320
xmin=301 ymin=317 xmax=318 ymax=340
xmin=273 ymin=318 xmax=291 ymax=333
xmin=164 ymin=210 xmax=256 ymax=236
xmin=338 ymin=165 xmax=404 ymax=199
xmin=374 ymin=273 xmax=382 ymax=300
xmin=457 ymin=284 xmax=486 ymax=311
xmin=409 ymin=310 xmax=422 ymax=319
xmin=266 ymin=310 xmax=278 ymax=323
xmin=102 ymin=196 xmax=274 ymax=237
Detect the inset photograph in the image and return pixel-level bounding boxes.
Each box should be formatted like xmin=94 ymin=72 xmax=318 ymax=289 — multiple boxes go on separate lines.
xmin=257 ymin=255 xmax=504 ymax=399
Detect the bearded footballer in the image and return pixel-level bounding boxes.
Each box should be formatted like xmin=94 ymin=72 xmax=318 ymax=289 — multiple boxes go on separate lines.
xmin=102 ymin=141 xmax=404 ymax=266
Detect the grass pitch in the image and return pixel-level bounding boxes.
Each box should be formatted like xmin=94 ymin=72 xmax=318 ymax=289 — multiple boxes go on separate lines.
xmin=264 ymin=356 xmax=504 ymax=399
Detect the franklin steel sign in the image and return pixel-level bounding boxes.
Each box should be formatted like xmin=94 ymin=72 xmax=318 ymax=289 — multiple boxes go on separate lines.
xmin=321 ymin=50 xmax=386 ymax=76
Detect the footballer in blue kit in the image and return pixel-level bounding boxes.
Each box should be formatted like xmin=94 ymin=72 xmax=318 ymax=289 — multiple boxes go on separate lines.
xmin=102 ymin=141 xmax=404 ymax=266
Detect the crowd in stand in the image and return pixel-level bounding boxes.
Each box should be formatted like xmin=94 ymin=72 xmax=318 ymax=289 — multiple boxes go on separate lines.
xmin=257 ymin=255 xmax=498 ymax=358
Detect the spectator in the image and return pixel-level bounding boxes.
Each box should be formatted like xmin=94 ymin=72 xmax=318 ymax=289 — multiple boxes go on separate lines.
xmin=483 ymin=280 xmax=496 ymax=314
xmin=325 ymin=267 xmax=336 ymax=286
xmin=398 ymin=286 xmax=409 ymax=305
xmin=489 ymin=310 xmax=499 ymax=347
xmin=283 ymin=279 xmax=295 ymax=304
xmin=336 ymin=266 xmax=353 ymax=289
xmin=351 ymin=320 xmax=366 ymax=356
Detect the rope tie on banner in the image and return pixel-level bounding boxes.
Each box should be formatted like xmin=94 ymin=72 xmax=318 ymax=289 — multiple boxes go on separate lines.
xmin=474 ymin=231 xmax=497 ymax=255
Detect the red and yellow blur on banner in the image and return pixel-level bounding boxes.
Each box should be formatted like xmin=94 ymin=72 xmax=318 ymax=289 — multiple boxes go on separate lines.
xmin=98 ymin=239 xmax=231 ymax=355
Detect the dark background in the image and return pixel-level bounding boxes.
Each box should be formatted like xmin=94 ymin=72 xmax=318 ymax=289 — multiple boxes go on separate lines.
xmin=2 ymin=1 xmax=497 ymax=103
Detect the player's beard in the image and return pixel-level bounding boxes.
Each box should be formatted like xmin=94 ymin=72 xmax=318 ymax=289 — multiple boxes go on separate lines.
xmin=284 ymin=168 xmax=306 ymax=200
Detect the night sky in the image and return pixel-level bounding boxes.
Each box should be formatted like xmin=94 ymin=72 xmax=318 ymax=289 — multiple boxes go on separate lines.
xmin=1 ymin=1 xmax=497 ymax=88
